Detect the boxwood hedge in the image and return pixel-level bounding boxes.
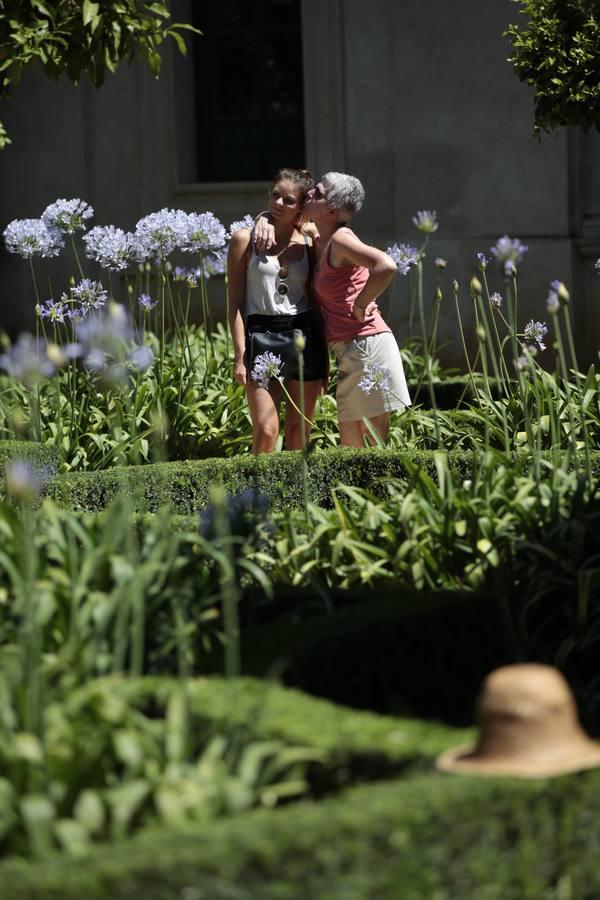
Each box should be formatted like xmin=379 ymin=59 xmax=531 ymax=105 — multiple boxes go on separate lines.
xmin=1 ymin=766 xmax=598 ymax=899
xmin=48 ymin=447 xmax=600 ymax=515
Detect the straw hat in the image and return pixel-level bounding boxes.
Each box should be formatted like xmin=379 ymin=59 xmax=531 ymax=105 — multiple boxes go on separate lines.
xmin=436 ymin=664 xmax=600 ymax=778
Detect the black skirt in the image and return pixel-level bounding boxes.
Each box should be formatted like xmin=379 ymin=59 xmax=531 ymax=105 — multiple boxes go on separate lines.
xmin=246 ymin=310 xmax=328 ymax=382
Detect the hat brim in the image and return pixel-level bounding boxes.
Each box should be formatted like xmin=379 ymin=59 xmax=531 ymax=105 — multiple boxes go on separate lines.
xmin=436 ymin=741 xmax=600 ymax=778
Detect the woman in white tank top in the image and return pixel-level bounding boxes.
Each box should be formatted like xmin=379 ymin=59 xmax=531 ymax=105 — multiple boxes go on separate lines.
xmin=227 ymin=168 xmax=327 ymax=454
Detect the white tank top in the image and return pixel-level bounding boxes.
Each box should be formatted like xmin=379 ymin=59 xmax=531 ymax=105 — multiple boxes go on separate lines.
xmin=245 ymin=234 xmax=310 ymax=317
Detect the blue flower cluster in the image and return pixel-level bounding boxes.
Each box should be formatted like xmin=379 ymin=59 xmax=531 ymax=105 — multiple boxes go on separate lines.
xmin=83 ymin=225 xmax=135 ymax=272
xmin=386 ymin=242 xmax=419 ymax=275
xmin=3 ymin=218 xmax=63 ymax=259
xmin=251 ymin=351 xmax=283 ymax=389
xmin=490 ymin=235 xmax=528 ymax=272
xmin=42 ymin=198 xmax=94 ymax=234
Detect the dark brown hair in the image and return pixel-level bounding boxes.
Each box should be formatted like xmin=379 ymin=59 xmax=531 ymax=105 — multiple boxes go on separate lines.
xmin=272 ymin=168 xmax=315 ymax=201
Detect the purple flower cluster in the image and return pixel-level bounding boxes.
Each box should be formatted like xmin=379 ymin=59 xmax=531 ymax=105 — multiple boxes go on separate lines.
xmin=251 ymin=351 xmax=283 ymax=389
xmin=412 ymin=210 xmax=438 ymax=234
xmin=182 ymin=212 xmax=227 ymax=254
xmin=138 ymin=293 xmax=158 ymax=312
xmin=3 ymin=218 xmax=64 ymax=259
xmin=60 ymin=278 xmax=108 ymax=321
xmin=75 ymin=304 xmax=154 ymax=381
xmin=490 ymin=235 xmax=528 ymax=270
xmin=229 ymin=215 xmax=255 ymax=236
xmin=477 ymin=252 xmax=489 ymax=269
xmin=42 ymin=198 xmax=94 ymax=234
xmin=358 ymin=362 xmax=392 ymax=395
xmin=386 ymin=243 xmax=419 ymax=275
xmin=83 ymin=225 xmax=134 ymax=271
xmin=489 ymin=292 xmax=503 ymax=309
xmin=523 ymin=319 xmax=548 ymax=351
xmin=0 ymin=334 xmax=59 ymax=386
xmin=132 ymin=208 xmax=188 ymax=262
xmin=36 ymin=299 xmax=69 ymax=323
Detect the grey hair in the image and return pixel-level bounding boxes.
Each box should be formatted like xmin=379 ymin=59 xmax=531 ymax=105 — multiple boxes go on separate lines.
xmin=321 ymin=172 xmax=365 ymax=223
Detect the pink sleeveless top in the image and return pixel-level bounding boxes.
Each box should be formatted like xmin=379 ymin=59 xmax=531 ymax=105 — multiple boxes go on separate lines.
xmin=312 ymin=237 xmax=391 ymax=343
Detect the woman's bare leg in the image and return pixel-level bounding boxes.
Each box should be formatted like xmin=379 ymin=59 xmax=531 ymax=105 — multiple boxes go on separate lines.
xmin=284 ymin=379 xmax=321 ymax=450
xmin=247 ymin=381 xmax=282 ymax=453
xmin=339 ymin=412 xmax=390 ymax=447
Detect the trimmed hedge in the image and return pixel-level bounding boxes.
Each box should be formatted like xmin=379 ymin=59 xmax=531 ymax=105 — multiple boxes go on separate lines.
xmin=1 ymin=767 xmax=599 ymax=899
xmin=204 ymin=588 xmax=518 ymax=725
xmin=48 ymin=447 xmax=600 ymax=514
xmin=89 ymin=675 xmax=467 ymax=766
xmin=0 ymin=439 xmax=58 ymax=472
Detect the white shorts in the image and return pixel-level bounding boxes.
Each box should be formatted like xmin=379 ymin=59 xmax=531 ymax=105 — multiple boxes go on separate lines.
xmin=330 ymin=332 xmax=411 ymax=422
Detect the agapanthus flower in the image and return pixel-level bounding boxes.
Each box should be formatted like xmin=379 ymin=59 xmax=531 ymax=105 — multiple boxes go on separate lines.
xmin=204 ymin=251 xmax=227 ymax=278
xmin=138 ymin=293 xmax=158 ymax=311
xmin=82 ymin=225 xmax=134 ymax=271
xmin=181 ymin=212 xmax=227 ymax=254
xmin=477 ymin=252 xmax=489 ymax=269
xmin=228 ymin=215 xmax=255 ymax=237
xmin=595 ymin=259 xmax=600 ymax=274
xmin=3 ymin=218 xmax=64 ymax=258
xmin=251 ymin=351 xmax=283 ymax=389
xmin=0 ymin=334 xmax=59 ymax=386
xmin=132 ymin=208 xmax=188 ymax=261
xmin=199 ymin=488 xmax=270 ymax=541
xmin=129 ymin=345 xmax=155 ymax=372
xmin=490 ymin=235 xmax=528 ymax=267
xmin=523 ymin=319 xmax=548 ymax=351
xmin=412 ymin=210 xmax=438 ymax=234
xmin=42 ymin=198 xmax=94 ymax=234
xmin=515 ymin=354 xmax=530 ymax=372
xmin=434 ymin=257 xmax=447 ymax=270
xmin=546 ymin=291 xmax=560 ymax=314
xmin=70 ymin=278 xmax=108 ymax=310
xmin=4 ymin=459 xmax=53 ymax=502
xmin=489 ymin=292 xmax=503 ymax=309
xmin=76 ymin=302 xmax=133 ymax=351
xmin=173 ymin=265 xmax=201 ymax=287
xmin=386 ymin=243 xmax=419 ymax=275
xmin=549 ymin=280 xmax=569 ymax=305
xmin=504 ymin=260 xmax=516 ymax=276
xmin=36 ymin=299 xmax=68 ymax=323
xmin=358 ymin=362 xmax=392 ymax=395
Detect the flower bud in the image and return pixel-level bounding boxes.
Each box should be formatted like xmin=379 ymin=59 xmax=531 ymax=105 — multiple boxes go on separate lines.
xmin=470 ymin=276 xmax=482 ymax=297
xmin=294 ymin=333 xmax=306 ymax=352
xmin=435 ymin=286 xmax=443 ymax=303
xmin=476 ymin=324 xmax=486 ymax=341
xmin=46 ymin=343 xmax=65 ymax=367
xmin=557 ymin=282 xmax=570 ymax=304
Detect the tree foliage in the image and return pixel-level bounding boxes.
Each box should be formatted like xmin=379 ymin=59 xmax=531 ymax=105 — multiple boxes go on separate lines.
xmin=0 ymin=0 xmax=200 ymax=148
xmin=506 ymin=0 xmax=600 ymax=134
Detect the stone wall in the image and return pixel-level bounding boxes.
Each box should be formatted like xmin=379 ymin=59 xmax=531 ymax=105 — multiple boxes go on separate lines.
xmin=0 ymin=0 xmax=598 ymax=365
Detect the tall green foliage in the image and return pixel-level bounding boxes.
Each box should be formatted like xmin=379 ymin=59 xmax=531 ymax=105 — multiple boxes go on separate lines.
xmin=0 ymin=0 xmax=199 ymax=148
xmin=506 ymin=0 xmax=600 ymax=133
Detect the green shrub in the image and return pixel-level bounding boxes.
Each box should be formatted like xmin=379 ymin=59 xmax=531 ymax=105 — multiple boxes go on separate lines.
xmin=0 ymin=674 xmax=465 ymax=859
xmin=0 ymin=440 xmax=58 ymax=471
xmin=506 ymin=0 xmax=600 ymax=134
xmin=1 ymin=767 xmax=599 ymax=899
xmin=48 ymin=446 xmax=600 ymax=514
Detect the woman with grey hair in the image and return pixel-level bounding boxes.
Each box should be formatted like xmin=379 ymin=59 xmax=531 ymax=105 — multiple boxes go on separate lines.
xmin=256 ymin=171 xmax=410 ymax=446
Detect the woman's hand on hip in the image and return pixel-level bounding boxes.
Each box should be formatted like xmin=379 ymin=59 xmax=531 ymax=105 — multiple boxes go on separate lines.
xmin=352 ymin=300 xmax=377 ymax=323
